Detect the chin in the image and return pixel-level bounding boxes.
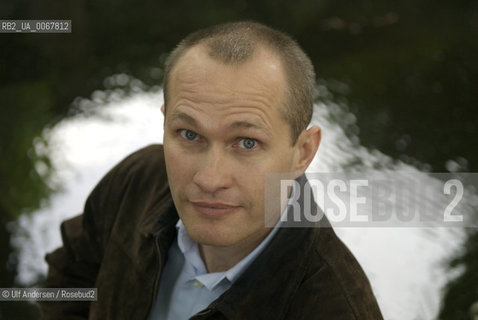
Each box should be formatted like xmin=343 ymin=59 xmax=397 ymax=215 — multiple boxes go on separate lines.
xmin=186 ymin=223 xmax=243 ymax=247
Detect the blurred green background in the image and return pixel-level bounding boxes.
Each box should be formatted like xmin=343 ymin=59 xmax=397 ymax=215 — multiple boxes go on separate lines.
xmin=1 ymin=0 xmax=477 ymax=319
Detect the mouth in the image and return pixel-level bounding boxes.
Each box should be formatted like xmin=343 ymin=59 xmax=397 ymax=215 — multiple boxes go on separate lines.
xmin=189 ymin=201 xmax=241 ymax=218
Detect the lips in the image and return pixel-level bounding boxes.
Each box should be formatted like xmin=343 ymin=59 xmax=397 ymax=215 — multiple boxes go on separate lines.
xmin=189 ymin=201 xmax=241 ymax=218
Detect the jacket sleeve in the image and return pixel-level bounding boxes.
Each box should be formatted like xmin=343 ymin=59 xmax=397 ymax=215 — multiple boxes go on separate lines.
xmin=38 ymin=146 xmax=155 ymax=319
xmin=38 ymin=213 xmax=100 ymax=319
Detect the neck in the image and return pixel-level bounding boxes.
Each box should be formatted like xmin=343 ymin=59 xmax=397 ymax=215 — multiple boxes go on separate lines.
xmin=198 ymin=227 xmax=272 ymax=273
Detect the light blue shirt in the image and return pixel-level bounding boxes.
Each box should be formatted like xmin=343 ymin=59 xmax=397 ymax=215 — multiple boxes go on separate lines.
xmin=148 ymin=217 xmax=283 ymax=320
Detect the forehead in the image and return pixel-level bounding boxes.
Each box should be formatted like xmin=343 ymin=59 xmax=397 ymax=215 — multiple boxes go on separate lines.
xmin=167 ymin=44 xmax=288 ymax=113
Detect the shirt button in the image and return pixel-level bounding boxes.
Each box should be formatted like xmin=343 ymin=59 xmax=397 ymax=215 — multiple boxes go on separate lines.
xmin=193 ymin=280 xmax=204 ymax=288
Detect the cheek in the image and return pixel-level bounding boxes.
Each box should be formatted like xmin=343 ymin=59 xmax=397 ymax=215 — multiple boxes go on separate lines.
xmin=236 ymin=165 xmax=266 ymax=210
xmin=164 ymin=143 xmax=193 ymax=187
xmin=240 ymin=153 xmax=294 ymax=206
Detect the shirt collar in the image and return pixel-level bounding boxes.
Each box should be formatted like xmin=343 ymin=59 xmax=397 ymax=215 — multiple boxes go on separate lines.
xmin=176 ymin=218 xmax=283 ymax=291
xmin=176 ymin=220 xmax=208 ymax=275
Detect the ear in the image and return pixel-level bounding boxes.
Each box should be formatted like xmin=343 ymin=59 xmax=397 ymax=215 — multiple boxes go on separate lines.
xmin=161 ymin=104 xmax=165 ymax=115
xmin=292 ymin=126 xmax=321 ymax=177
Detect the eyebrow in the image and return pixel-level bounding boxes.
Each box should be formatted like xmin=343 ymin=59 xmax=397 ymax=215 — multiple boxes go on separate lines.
xmin=230 ymin=120 xmax=267 ymax=131
xmin=169 ymin=112 xmax=198 ymax=127
xmin=168 ymin=111 xmax=272 ymax=137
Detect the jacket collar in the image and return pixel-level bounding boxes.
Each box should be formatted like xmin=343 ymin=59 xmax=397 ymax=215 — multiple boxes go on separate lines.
xmin=138 ymin=182 xmax=177 ymax=237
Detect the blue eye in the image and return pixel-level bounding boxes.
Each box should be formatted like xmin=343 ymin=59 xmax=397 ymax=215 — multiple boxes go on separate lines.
xmin=239 ymin=138 xmax=257 ymax=149
xmin=180 ymin=129 xmax=198 ymax=141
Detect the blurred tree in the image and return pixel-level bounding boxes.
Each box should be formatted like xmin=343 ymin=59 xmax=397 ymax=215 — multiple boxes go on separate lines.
xmin=0 ymin=81 xmax=53 ymax=317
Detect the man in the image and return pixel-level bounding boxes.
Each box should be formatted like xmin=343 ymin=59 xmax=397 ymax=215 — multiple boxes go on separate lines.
xmin=40 ymin=22 xmax=383 ymax=319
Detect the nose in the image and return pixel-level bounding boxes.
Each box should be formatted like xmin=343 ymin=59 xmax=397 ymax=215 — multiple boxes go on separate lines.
xmin=193 ymin=145 xmax=233 ymax=194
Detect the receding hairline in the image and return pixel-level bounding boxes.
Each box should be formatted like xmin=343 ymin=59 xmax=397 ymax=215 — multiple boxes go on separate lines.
xmin=168 ymin=41 xmax=283 ymax=81
xmin=164 ymin=22 xmax=295 ymax=105
xmin=168 ymin=42 xmax=254 ymax=80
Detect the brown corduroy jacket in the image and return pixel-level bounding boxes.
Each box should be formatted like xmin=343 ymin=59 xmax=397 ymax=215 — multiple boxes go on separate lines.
xmin=39 ymin=144 xmax=383 ymax=320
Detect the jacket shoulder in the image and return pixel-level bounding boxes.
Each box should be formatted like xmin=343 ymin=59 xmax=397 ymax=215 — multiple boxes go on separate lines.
xmin=289 ymin=227 xmax=383 ymax=319
xmin=82 ymin=144 xmax=168 ymax=240
xmin=107 ymin=144 xmax=166 ymax=178
xmin=91 ymin=144 xmax=166 ymax=193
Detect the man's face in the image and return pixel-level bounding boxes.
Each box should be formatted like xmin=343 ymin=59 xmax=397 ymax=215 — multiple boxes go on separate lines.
xmin=163 ymin=45 xmax=303 ymax=248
